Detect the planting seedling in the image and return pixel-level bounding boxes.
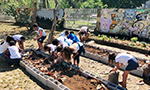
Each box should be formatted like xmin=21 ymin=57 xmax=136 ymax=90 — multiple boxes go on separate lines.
xmin=108 ymin=37 xmax=112 ymax=42
xmin=141 ymin=42 xmax=147 ymax=47
xmin=102 ymin=35 xmax=107 ymax=41
xmin=115 ymin=36 xmax=118 ymax=40
xmin=131 ymin=37 xmax=138 ymax=42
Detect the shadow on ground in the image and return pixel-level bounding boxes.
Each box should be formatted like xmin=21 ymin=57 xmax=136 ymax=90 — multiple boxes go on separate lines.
xmin=0 ymin=58 xmax=50 ymax=90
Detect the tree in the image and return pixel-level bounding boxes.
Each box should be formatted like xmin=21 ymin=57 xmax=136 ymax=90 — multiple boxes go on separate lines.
xmin=102 ymin=0 xmax=149 ymax=8
xmin=47 ymin=0 xmax=59 ymax=44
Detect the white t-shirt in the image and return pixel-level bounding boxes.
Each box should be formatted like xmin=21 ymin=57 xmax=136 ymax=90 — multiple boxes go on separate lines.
xmin=72 ymin=42 xmax=83 ymax=53
xmin=61 ymin=42 xmax=69 ymax=48
xmin=66 ymin=39 xmax=73 ymax=46
xmin=59 ymin=31 xmax=66 ymax=37
xmin=80 ymin=26 xmax=88 ymax=32
xmin=37 ymin=27 xmax=47 ymax=37
xmin=60 ymin=39 xmax=73 ymax=48
xmin=13 ymin=35 xmax=23 ymax=41
xmin=0 ymin=42 xmax=9 ymax=54
xmin=8 ymin=46 xmax=21 ymax=59
xmin=115 ymin=53 xmax=137 ymax=64
xmin=47 ymin=44 xmax=56 ymax=52
xmin=57 ymin=36 xmax=67 ymax=44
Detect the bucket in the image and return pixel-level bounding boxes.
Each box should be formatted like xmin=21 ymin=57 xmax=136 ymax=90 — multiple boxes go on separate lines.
xmin=142 ymin=63 xmax=150 ymax=78
xmin=108 ymin=71 xmax=119 ymax=84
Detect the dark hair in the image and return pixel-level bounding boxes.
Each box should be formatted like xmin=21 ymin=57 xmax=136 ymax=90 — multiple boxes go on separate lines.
xmin=44 ymin=45 xmax=50 ymax=51
xmin=52 ymin=39 xmax=59 ymax=45
xmin=33 ymin=23 xmax=38 ymax=27
xmin=62 ymin=47 xmax=74 ymax=60
xmin=9 ymin=41 xmax=16 ymax=46
xmin=56 ymin=44 xmax=63 ymax=52
xmin=20 ymin=36 xmax=25 ymax=40
xmin=6 ymin=35 xmax=15 ymax=43
xmin=65 ymin=30 xmax=69 ymax=35
xmin=70 ymin=31 xmax=74 ymax=34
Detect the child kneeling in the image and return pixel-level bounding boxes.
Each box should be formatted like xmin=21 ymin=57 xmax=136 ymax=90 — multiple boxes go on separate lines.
xmin=2 ymin=41 xmax=22 ymax=65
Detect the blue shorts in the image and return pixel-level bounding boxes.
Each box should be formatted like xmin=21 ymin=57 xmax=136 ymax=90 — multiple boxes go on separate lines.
xmin=74 ymin=46 xmax=85 ymax=64
xmin=125 ymin=59 xmax=139 ymax=71
xmin=37 ymin=36 xmax=46 ymax=43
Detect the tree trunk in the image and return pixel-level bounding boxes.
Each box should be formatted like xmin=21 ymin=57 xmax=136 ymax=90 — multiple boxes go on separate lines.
xmin=46 ymin=0 xmax=58 ymax=44
xmin=30 ymin=2 xmax=37 ymax=30
xmin=43 ymin=0 xmax=46 ymax=8
xmin=47 ymin=0 xmax=50 ymax=8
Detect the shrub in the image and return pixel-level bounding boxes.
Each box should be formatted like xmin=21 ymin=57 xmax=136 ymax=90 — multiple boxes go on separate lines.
xmin=1 ymin=1 xmax=34 ymax=29
xmin=131 ymin=37 xmax=138 ymax=42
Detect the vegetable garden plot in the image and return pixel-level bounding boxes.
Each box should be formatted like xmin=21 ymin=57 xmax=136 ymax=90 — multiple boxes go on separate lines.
xmin=23 ymin=50 xmax=109 ymax=90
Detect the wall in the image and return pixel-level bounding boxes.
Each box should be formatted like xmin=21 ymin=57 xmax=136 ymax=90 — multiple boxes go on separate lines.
xmin=95 ymin=9 xmax=150 ymax=39
xmin=36 ymin=8 xmax=64 ymax=29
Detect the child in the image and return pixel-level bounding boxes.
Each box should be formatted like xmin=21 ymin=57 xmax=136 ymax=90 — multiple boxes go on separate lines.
xmin=67 ymin=31 xmax=79 ymax=43
xmin=78 ymin=26 xmax=90 ymax=42
xmin=62 ymin=42 xmax=85 ymax=67
xmin=2 ymin=41 xmax=22 ymax=65
xmin=0 ymin=35 xmax=15 ymax=55
xmin=33 ymin=23 xmax=47 ymax=51
xmin=61 ymin=46 xmax=74 ymax=64
xmin=44 ymin=44 xmax=57 ymax=54
xmin=110 ymin=53 xmax=139 ymax=88
xmin=70 ymin=42 xmax=85 ymax=67
xmin=59 ymin=30 xmax=69 ymax=37
xmin=13 ymin=34 xmax=25 ymax=50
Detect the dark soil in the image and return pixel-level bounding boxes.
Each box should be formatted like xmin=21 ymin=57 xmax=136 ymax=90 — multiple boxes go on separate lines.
xmin=23 ymin=50 xmax=106 ymax=90
xmin=84 ymin=46 xmax=145 ymax=66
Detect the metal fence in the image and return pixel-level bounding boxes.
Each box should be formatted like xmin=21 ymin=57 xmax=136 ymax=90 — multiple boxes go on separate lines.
xmin=0 ymin=7 xmax=15 ymax=22
xmin=65 ymin=9 xmax=97 ymax=30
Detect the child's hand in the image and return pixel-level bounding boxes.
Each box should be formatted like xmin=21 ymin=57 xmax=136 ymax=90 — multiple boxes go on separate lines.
xmin=34 ymin=38 xmax=36 ymax=41
xmin=72 ymin=55 xmax=75 ymax=59
xmin=109 ymin=68 xmax=116 ymax=73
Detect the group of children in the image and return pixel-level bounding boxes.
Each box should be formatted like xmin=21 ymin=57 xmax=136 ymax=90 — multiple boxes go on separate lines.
xmin=0 ymin=23 xmax=90 ymax=67
xmin=0 ymin=23 xmax=142 ymax=88
xmin=44 ymin=29 xmax=88 ymax=67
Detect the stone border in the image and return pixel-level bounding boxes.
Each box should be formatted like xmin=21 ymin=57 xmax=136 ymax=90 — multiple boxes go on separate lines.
xmin=20 ymin=49 xmax=126 ymax=90
xmin=82 ymin=43 xmax=144 ymax=77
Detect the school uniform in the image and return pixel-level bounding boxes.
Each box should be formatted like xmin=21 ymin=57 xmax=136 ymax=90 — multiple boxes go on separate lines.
xmin=13 ymin=34 xmax=23 ymax=41
xmin=61 ymin=39 xmax=73 ymax=48
xmin=115 ymin=53 xmax=139 ymax=71
xmin=3 ymin=46 xmax=22 ymax=65
xmin=57 ymin=36 xmax=67 ymax=44
xmin=0 ymin=42 xmax=9 ymax=54
xmin=37 ymin=27 xmax=47 ymax=43
xmin=59 ymin=31 xmax=66 ymax=37
xmin=47 ymin=44 xmax=57 ymax=52
xmin=73 ymin=42 xmax=85 ymax=64
xmin=79 ymin=26 xmax=89 ymax=36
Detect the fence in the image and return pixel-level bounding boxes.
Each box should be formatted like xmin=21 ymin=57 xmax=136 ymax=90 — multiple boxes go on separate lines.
xmin=65 ymin=9 xmax=97 ymax=30
xmin=0 ymin=7 xmax=15 ymax=23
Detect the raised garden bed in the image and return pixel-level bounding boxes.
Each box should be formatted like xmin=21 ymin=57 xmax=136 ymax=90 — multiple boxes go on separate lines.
xmin=82 ymin=44 xmax=144 ymax=77
xmin=84 ymin=45 xmax=146 ymax=67
xmin=87 ymin=38 xmax=150 ymax=55
xmin=20 ymin=49 xmax=126 ymax=90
